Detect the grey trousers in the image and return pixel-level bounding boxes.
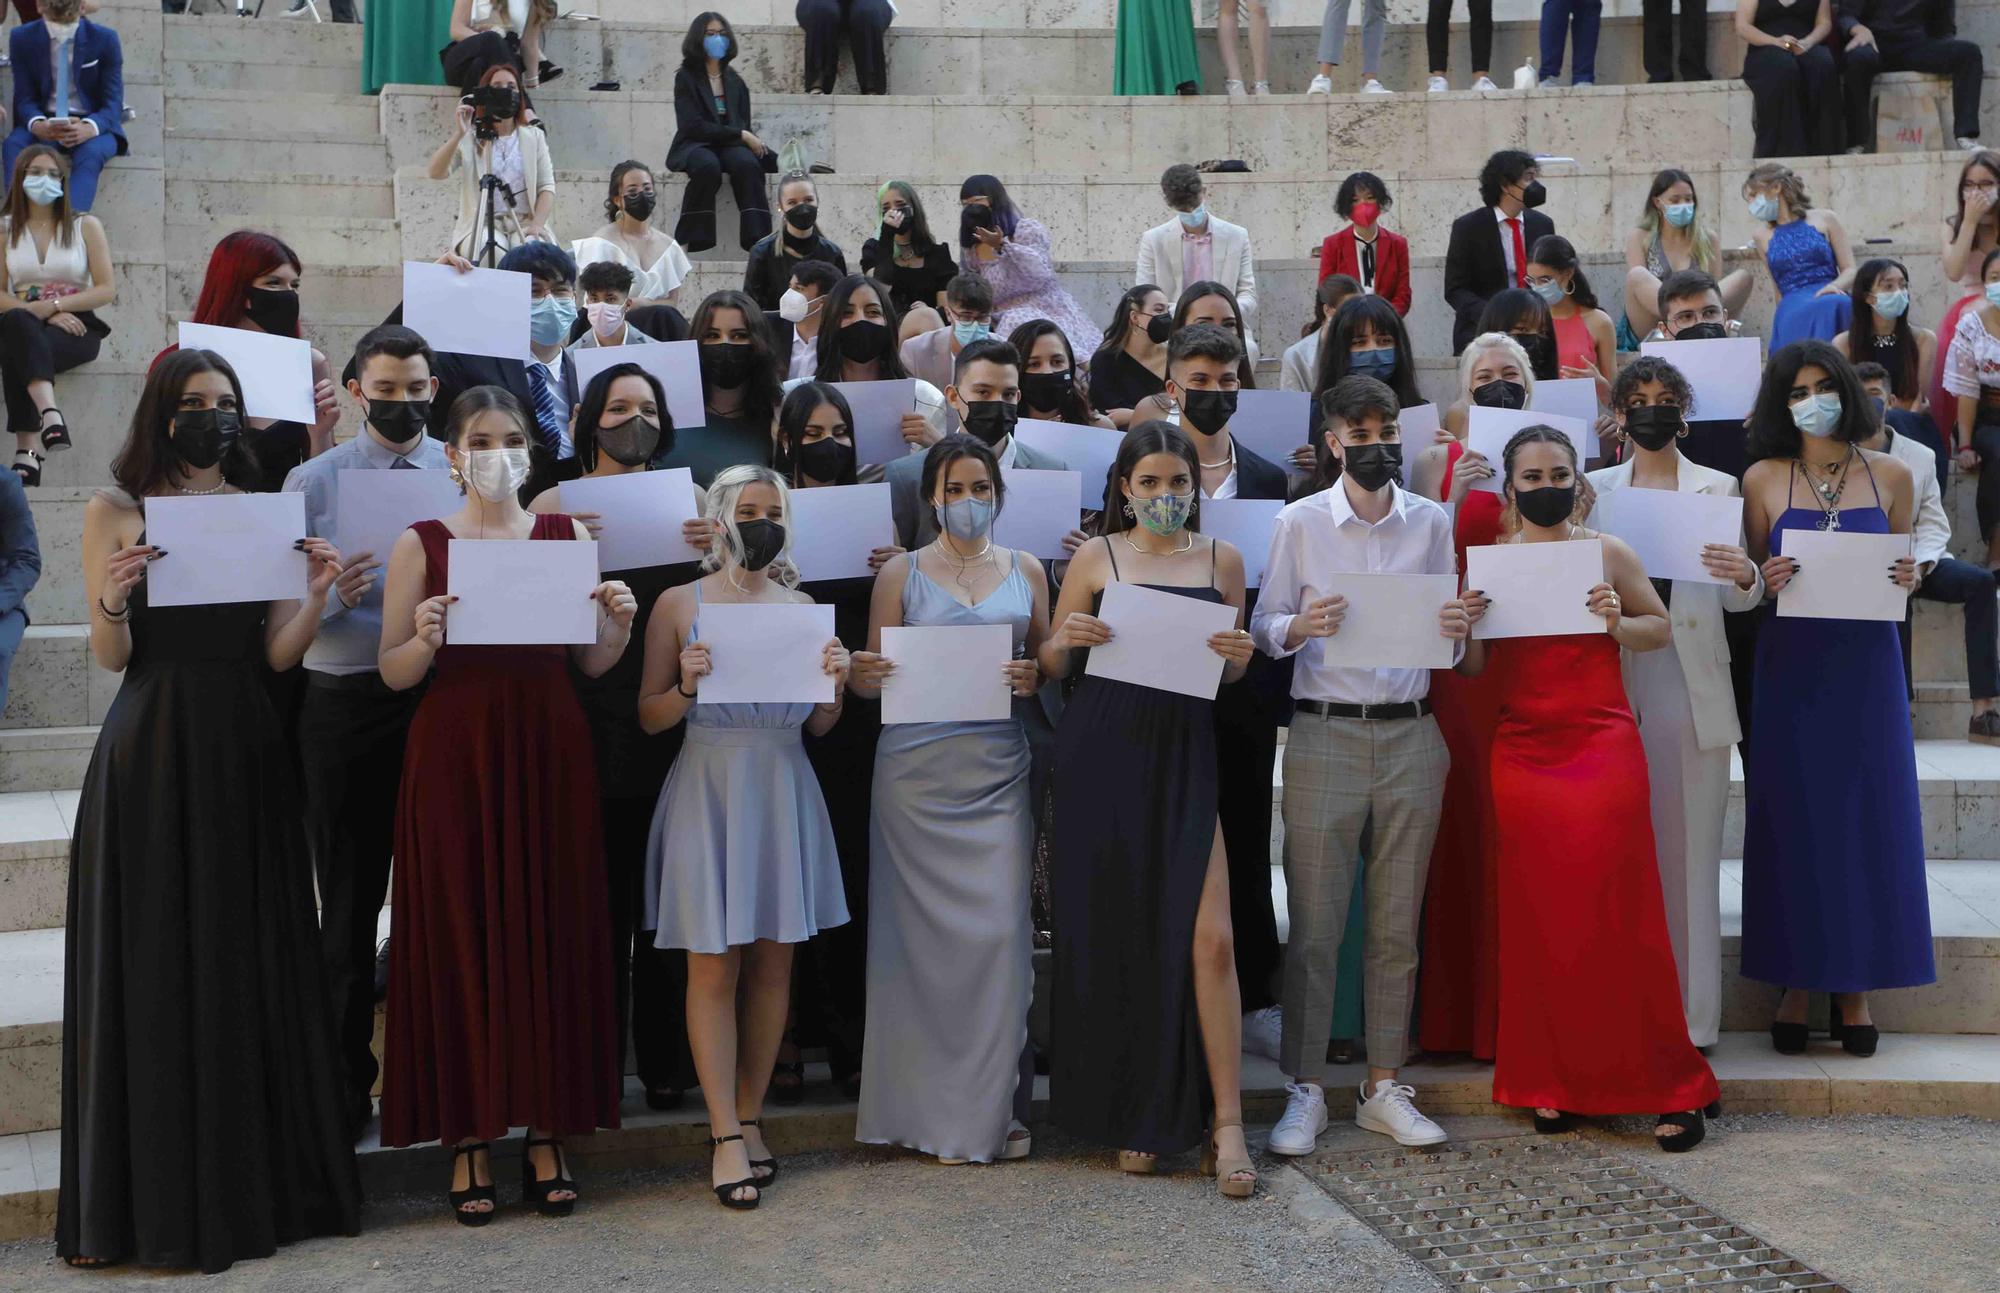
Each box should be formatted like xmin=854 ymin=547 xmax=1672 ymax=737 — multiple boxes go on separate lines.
xmin=1319 ymin=0 xmax=1388 ymax=70
xmin=1278 ymin=711 xmax=1448 ymax=1079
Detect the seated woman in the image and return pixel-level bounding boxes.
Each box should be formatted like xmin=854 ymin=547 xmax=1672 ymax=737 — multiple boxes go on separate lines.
xmin=797 ymin=0 xmax=894 ymax=94
xmin=1281 ymin=274 xmax=1361 ymax=396
xmin=572 ymin=160 xmax=692 ymax=313
xmin=427 ymin=62 xmax=556 ymax=266
xmin=1525 ymin=235 xmax=1616 ymax=406
xmin=1746 ymin=162 xmax=1854 ymax=351
xmin=1316 ymin=171 xmax=1410 ymax=315
xmin=1086 ymin=284 xmax=1171 ymax=428
xmin=860 ymin=180 xmax=954 ymax=341
xmin=1624 ymin=168 xmax=1753 ymax=340
xmin=442 ymin=0 xmax=558 ymax=92
xmin=1 ymin=145 xmax=115 ymax=486
xmin=1833 ymin=258 xmax=1935 ymax=419
xmin=955 ymin=174 xmax=1102 ymax=357
xmin=1736 ymin=0 xmax=1838 ymax=158
xmin=1010 ymin=318 xmax=1116 ymax=430
xmin=666 ymin=13 xmax=776 ymax=255
xmin=746 ymin=171 xmax=847 ymax=313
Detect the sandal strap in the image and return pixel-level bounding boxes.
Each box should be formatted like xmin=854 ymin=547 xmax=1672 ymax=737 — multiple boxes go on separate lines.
xmin=740 ymin=1118 xmax=759 ymax=1127
xmin=1211 ymin=1117 xmax=1243 ymax=1132
xmin=709 ymin=1132 xmax=744 ymax=1146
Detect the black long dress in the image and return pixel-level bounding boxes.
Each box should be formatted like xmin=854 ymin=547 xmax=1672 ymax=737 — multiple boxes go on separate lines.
xmin=1050 ymin=559 xmax=1223 ymax=1156
xmin=59 ymin=563 xmax=361 ymax=1273
xmin=1740 ymin=0 xmax=1842 ymax=157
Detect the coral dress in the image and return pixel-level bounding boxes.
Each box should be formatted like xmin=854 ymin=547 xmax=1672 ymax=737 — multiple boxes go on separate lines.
xmin=381 ymin=515 xmax=621 ymax=1147
xmin=1487 ymin=631 xmax=1719 ymax=1116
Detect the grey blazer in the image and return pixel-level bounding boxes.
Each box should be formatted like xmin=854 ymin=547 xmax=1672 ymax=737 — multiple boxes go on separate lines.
xmin=886 ymin=437 xmax=1068 ymax=550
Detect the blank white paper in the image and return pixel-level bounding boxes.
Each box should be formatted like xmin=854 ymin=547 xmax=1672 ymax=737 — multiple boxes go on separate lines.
xmin=1776 ymin=529 xmax=1912 ymax=622
xmin=1592 ymin=487 xmax=1743 ymax=585
xmin=1466 ymin=538 xmax=1607 ymax=640
xmin=992 ymin=468 xmax=1082 ymax=560
xmin=402 ymin=260 xmax=532 ymax=362
xmin=1317 ymin=572 xmax=1460 ymax=669
xmin=788 ymin=483 xmax=894 ymax=583
xmin=1228 ymin=388 xmax=1314 ymax=465
xmin=1012 ymin=419 xmax=1123 ymax=508
xmin=1638 ymin=336 xmax=1764 ymax=422
xmin=879 ymin=624 xmax=1013 ymax=724
xmin=1084 ymin=580 xmax=1240 ymax=699
xmin=832 ymin=379 xmax=919 ymax=467
xmin=696 ymin=602 xmax=838 ymax=704
xmin=1529 ymin=376 xmax=1599 ymax=431
xmin=1200 ymin=497 xmax=1284 ymax=588
xmin=143 ymin=492 xmax=308 ymax=607
xmin=560 ymin=468 xmax=703 ymax=573
xmin=445 ymin=538 xmax=600 ymax=645
xmin=334 ymin=467 xmax=462 ymax=569
xmin=1465 ymin=407 xmax=1593 ymax=494
xmin=570 ymin=338 xmax=705 ymax=435
xmin=177 ymin=322 xmax=315 ymax=424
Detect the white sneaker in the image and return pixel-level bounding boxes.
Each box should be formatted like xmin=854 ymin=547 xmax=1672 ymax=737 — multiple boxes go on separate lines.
xmin=1306 ymin=74 xmax=1333 ymax=96
xmin=1224 ymin=78 xmax=1247 ymax=98
xmin=1355 ymin=1080 xmax=1449 ymax=1147
xmin=1471 ymin=75 xmax=1499 ymax=91
xmin=1427 ymin=75 xmax=1449 ymax=93
xmin=1242 ymin=1005 xmax=1283 ymax=1061
xmin=1252 ymin=80 xmax=1273 ymax=96
xmin=1362 ymin=77 xmax=1391 ymax=94
xmin=1960 ymin=136 xmax=1984 ymax=151
xmin=1268 ymin=1082 xmax=1329 ymax=1156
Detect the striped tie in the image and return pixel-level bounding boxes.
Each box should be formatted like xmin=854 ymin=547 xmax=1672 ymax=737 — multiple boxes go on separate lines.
xmin=524 ymin=362 xmax=563 ymax=458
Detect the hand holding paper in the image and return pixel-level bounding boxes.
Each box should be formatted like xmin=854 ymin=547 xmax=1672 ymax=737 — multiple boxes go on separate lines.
xmin=1083 ymin=580 xmax=1241 ymax=699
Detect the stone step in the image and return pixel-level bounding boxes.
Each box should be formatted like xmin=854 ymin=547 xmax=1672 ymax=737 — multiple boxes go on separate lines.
xmin=162 ymin=12 xmax=362 ymax=90
xmin=165 ymin=170 xmax=399 ymax=223
xmin=0 ymin=728 xmax=94 ymax=798
xmin=166 ymin=214 xmax=401 ymax=268
xmin=1 ymin=627 xmax=115 ymax=734
xmin=164 ymin=129 xmax=387 ymax=176
xmin=165 ymin=88 xmax=382 ymax=139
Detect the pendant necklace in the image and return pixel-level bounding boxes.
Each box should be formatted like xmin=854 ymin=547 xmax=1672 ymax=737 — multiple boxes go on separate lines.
xmin=934 ymin=534 xmax=993 ymax=595
xmin=1798 ymin=450 xmax=1853 ymax=530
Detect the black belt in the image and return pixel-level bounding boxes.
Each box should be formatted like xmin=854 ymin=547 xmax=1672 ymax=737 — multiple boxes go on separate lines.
xmin=305 ymin=669 xmax=402 ymax=694
xmin=1295 ymin=698 xmax=1431 ymax=720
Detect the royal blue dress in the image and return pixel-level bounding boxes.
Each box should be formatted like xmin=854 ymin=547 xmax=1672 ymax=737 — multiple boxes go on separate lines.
xmin=1741 ymin=463 xmax=1934 ymax=992
xmin=1766 ymin=219 xmax=1852 ymax=351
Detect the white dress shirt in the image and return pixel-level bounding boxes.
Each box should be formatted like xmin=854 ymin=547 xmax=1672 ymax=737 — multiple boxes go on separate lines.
xmin=1251 ymin=481 xmax=1459 ymax=704
xmin=788 ymin=327 xmax=818 ymax=381
xmin=1493 ymin=205 xmax=1525 ymax=285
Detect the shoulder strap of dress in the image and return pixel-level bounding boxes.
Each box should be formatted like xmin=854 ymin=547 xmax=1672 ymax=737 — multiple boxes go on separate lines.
xmin=1104 ymin=536 xmax=1121 ymax=580
xmin=1209 ymin=534 xmax=1217 ymax=588
xmin=1785 ymin=461 xmax=1798 ymax=509
xmin=1858 ymin=450 xmax=1884 ymax=508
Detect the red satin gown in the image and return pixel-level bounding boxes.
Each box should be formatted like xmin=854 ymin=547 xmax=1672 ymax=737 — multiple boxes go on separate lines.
xmin=1487 ymin=631 xmax=1719 ymax=1115
xmin=1415 ymin=442 xmax=1504 ymax=1058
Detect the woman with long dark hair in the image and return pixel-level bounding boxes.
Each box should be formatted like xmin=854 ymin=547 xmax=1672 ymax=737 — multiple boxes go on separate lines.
xmin=1087 ymin=283 xmax=1170 ymax=426
xmin=1302 ymin=294 xmax=1421 ymax=494
xmin=658 ymin=289 xmax=782 ymax=487
xmin=1009 ymin=318 xmax=1114 ymax=428
xmin=1833 ymin=258 xmax=1934 ymax=414
xmin=665 ymin=12 xmax=775 ymax=254
xmin=1475 ymin=287 xmax=1559 ymax=385
xmin=1128 ymin=281 xmax=1259 ymax=424
xmin=860 ymin=179 xmax=955 ymax=333
xmin=1525 ymin=234 xmax=1616 ymax=403
xmin=801 ymin=273 xmax=947 ymax=447
xmin=61 ymin=350 xmax=359 ymax=1270
xmin=1930 ymin=151 xmax=2000 ymax=440
xmin=955 ymin=174 xmax=1101 ymax=356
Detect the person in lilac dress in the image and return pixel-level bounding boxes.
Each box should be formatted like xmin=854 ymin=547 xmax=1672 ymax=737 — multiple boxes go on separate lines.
xmin=955 ymin=175 xmax=1103 ymax=358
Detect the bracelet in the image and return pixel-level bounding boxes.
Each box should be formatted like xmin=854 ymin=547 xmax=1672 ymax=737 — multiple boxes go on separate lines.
xmin=94 ymin=597 xmax=129 ymax=624
xmin=676 ymin=680 xmax=696 ymax=699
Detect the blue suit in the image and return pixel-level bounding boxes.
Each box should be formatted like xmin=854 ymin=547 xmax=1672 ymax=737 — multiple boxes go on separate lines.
xmin=0 ymin=467 xmax=39 ymax=715
xmin=3 ymin=19 xmax=127 ymax=213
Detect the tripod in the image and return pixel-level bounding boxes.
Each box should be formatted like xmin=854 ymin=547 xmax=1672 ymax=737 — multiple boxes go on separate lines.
xmin=474 ymin=170 xmax=509 ymax=269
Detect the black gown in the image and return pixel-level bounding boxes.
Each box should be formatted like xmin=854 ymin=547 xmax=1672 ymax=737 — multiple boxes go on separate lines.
xmin=1051 ymin=564 xmax=1223 ymax=1155
xmin=59 ymin=569 xmax=361 ymax=1273
xmin=1740 ymin=0 xmax=1842 ymax=157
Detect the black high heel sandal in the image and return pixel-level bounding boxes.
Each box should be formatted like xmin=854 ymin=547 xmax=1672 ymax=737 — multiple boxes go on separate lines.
xmin=11 ymin=449 xmax=41 ymax=486
xmin=521 ymin=1137 xmax=577 ymax=1216
xmin=1831 ymin=1001 xmax=1879 ymax=1057
xmin=447 ymin=1141 xmax=496 ymax=1227
xmin=1531 ymin=1110 xmax=1575 ymax=1134
xmin=740 ymin=1118 xmax=778 ymax=1186
xmin=644 ymin=1084 xmax=686 ymax=1112
xmin=709 ymin=1132 xmax=761 ymax=1210
xmin=1654 ymin=1106 xmax=1712 ymax=1153
xmin=1770 ymin=1020 xmax=1810 ymax=1054
xmin=39 ymin=407 xmax=70 ymax=453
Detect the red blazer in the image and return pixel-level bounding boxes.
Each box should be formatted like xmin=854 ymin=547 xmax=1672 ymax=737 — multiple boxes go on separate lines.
xmin=1317 ymin=226 xmax=1411 ymax=317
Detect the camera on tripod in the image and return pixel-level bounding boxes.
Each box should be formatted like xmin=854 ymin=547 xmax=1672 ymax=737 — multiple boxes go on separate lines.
xmin=461 ymin=84 xmax=520 ymax=141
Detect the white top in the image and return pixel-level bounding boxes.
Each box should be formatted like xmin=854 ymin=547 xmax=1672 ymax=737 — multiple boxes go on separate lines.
xmin=490 ymin=133 xmax=526 ymax=211
xmin=787 ymin=327 xmax=817 ymax=381
xmin=571 ymin=235 xmax=691 ymax=303
xmin=1943 ymin=309 xmax=2000 ymax=399
xmin=3 ymin=218 xmax=89 ymax=295
xmin=469 ymin=0 xmax=527 ymax=32
xmin=1251 ymin=481 xmax=1458 ymax=705
xmin=1883 ymin=427 xmax=1951 ymax=568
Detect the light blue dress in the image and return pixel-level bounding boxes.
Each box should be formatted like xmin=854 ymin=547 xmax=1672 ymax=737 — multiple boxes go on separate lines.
xmin=644 ymin=582 xmax=849 ymax=954
xmin=856 ymin=555 xmax=1036 ymax=1162
xmin=1767 ymin=218 xmax=1852 ymax=351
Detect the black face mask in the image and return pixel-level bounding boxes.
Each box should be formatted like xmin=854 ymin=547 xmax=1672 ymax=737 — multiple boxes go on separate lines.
xmin=1672 ymin=321 xmax=1728 ymax=341
xmin=959 ymin=399 xmax=1019 ymax=447
xmin=1143 ymin=313 xmax=1173 ymax=345
xmin=784 ymin=202 xmax=818 ymax=233
xmin=171 ymin=407 xmax=242 ymax=471
xmin=1622 ymin=404 xmax=1684 ymax=452
xmin=1340 ymin=442 xmax=1403 ymax=492
xmin=734 ymin=518 xmax=786 ymax=572
xmin=1020 ymin=368 xmax=1074 ymax=412
xmin=1512 ymin=332 xmax=1553 ymax=371
xmin=1178 ymin=388 xmax=1238 ymax=437
xmin=1513 ymin=483 xmax=1576 ymax=529
xmin=837 ymin=319 xmax=890 ymax=363
xmin=367 ymin=397 xmax=431 ymax=444
xmin=620 ymin=191 xmax=656 ymax=223
xmin=1471 ymin=379 xmax=1527 ymax=410
xmin=795 ymin=436 xmax=855 ymax=483
xmin=701 ymin=341 xmax=755 ymax=389
xmin=1519 ymin=180 xmax=1547 ymax=209
xmin=959 ymin=203 xmax=993 ymax=248
xmin=595 ymin=415 xmax=662 ymax=467
xmin=244 ymin=285 xmax=301 ymax=336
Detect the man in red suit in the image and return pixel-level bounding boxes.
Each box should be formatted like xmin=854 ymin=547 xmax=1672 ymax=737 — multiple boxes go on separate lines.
xmin=1317 ymin=171 xmax=1411 ymax=318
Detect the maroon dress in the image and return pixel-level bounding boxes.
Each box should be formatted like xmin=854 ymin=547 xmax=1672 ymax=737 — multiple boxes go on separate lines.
xmin=381 ymin=515 xmax=622 ymax=1146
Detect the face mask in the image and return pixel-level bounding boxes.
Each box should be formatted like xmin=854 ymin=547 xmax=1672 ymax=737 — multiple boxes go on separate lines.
xmin=1177 ymin=205 xmax=1208 ymax=230
xmin=1748 ymin=193 xmax=1780 ymax=223
xmin=778 ymin=289 xmax=818 ymax=325
xmin=1020 ymin=368 xmax=1074 ymax=412
xmin=170 ymin=407 xmax=241 ymax=471
xmin=530 ymin=294 xmax=576 ymax=347
xmin=1512 ymin=332 xmax=1552 ymax=370
xmin=244 ymin=285 xmax=301 ymax=336
xmin=585 ymin=301 xmax=626 ymax=337
xmin=951 ymin=319 xmax=991 ymax=347
xmin=1177 ymin=387 xmax=1238 ymax=436
xmin=1518 ymin=180 xmax=1547 ymax=209
xmin=1513 ymin=483 xmax=1575 ymax=528
xmin=1530 ymin=278 xmax=1566 ymax=307
xmin=700 ymin=341 xmax=755 ymax=389
xmin=1984 ymin=282 xmax=2000 ymax=309
xmin=702 ymin=32 xmax=730 ymax=59
xmin=620 ymin=191 xmax=655 ymax=223
xmin=1870 ymin=288 xmax=1909 ymax=319
xmin=1663 ymin=201 xmax=1696 ymax=228
xmin=22 ymin=174 xmax=62 ymax=207
xmin=460 ymin=446 xmax=531 ymax=502
xmin=1790 ymin=392 xmax=1843 ymax=438
xmin=1471 ymin=379 xmax=1527 ymax=410
xmin=367 ymin=397 xmax=431 ymax=445
xmin=1673 ymin=320 xmax=1728 ymax=341
xmin=1350 ymin=200 xmax=1380 ymax=226
xmin=958 ymin=398 xmax=1019 ymax=447
xmin=1622 ymin=404 xmax=1684 ymax=452
xmin=595 ymin=415 xmax=661 ymax=467
xmin=959 ymin=204 xmax=992 ymax=247
xmin=1143 ymin=312 xmax=1173 ymax=345
xmin=795 ymin=436 xmax=854 ymax=483
xmin=1130 ymin=490 xmax=1195 ymax=536
xmin=1347 ymin=347 xmax=1397 ymax=379
xmin=837 ymin=319 xmax=890 ymax=363
xmin=783 ymin=202 xmax=818 ymax=233
xmin=734 ymin=518 xmax=786 ymax=571
xmin=1340 ymin=442 xmax=1403 ymax=492
xmin=936 ymin=496 xmax=996 ymax=542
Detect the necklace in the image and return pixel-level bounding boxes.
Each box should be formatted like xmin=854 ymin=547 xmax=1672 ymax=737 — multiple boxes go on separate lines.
xmin=171 ymin=478 xmax=226 ymax=496
xmin=1198 ymin=440 xmax=1236 ymax=471
xmin=1797 ymin=451 xmax=1853 ymax=529
xmin=932 ymin=535 xmax=993 ymax=594
xmin=1870 ymin=331 xmax=1898 ymax=348
xmin=1122 ymin=529 xmax=1194 ymax=556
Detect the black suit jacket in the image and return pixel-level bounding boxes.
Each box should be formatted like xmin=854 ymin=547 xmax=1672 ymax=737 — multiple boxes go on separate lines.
xmin=1215 ymin=441 xmax=1295 ymax=725
xmin=666 ymin=65 xmax=770 ymax=172
xmin=1442 ymin=206 xmax=1556 ymax=354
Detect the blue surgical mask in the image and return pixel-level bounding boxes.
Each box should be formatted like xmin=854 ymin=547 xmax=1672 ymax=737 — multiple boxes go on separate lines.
xmin=1177 ymin=205 xmax=1208 ymax=230
xmin=1789 ymin=392 xmax=1843 ymax=438
xmin=1663 ymin=201 xmax=1696 ymax=228
xmin=1129 ymin=490 xmax=1195 ymax=537
xmin=702 ymin=32 xmax=730 ymax=59
xmin=1748 ymin=193 xmax=1780 ymax=223
xmin=1348 ymin=347 xmax=1397 ymax=378
xmin=21 ymin=175 xmax=61 ymax=207
xmin=951 ymin=319 xmax=990 ymax=347
xmin=1873 ymin=288 xmax=1909 ymax=319
xmin=1985 ymin=282 xmax=2000 ymax=309
xmin=936 ymin=496 xmax=996 ymax=541
xmin=530 ymin=294 xmax=576 ymax=347
xmin=1530 ymin=278 xmax=1566 ymax=306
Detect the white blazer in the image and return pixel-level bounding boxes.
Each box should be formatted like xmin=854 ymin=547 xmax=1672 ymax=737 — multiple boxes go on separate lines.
xmin=1135 ymin=215 xmax=1259 ymax=352
xmin=1587 ymin=456 xmax=1763 ymax=751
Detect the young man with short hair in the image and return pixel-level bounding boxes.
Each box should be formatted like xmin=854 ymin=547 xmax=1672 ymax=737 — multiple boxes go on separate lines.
xmin=572 ymin=260 xmax=646 ymax=352
xmin=1443 ymin=150 xmax=1555 ymax=354
xmin=901 ymin=274 xmax=999 ymax=414
xmin=1138 ymin=164 xmax=1260 ymax=352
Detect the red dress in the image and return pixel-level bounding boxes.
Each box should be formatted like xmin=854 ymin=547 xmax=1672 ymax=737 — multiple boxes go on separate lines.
xmin=1415 ymin=444 xmax=1504 ymax=1058
xmin=381 ymin=516 xmax=622 ymax=1147
xmin=1487 ymin=632 xmax=1719 ymax=1115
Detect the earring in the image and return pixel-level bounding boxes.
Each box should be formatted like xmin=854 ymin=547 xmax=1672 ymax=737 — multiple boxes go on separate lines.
xmin=1121 ymin=501 xmax=1135 ymax=519
xmin=1676 ymin=424 xmax=1690 ymax=438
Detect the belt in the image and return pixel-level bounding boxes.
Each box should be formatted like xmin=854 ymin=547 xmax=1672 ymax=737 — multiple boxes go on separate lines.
xmin=305 ymin=669 xmax=401 ymax=694
xmin=1295 ymin=698 xmax=1431 ymax=720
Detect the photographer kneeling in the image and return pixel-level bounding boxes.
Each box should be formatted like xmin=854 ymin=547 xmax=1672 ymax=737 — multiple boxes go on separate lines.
xmin=428 ymin=63 xmax=557 ymax=266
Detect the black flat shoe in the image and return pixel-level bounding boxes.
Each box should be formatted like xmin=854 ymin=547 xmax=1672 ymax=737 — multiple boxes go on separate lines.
xmin=448 ymin=1142 xmax=496 ymax=1227
xmin=1832 ymin=1002 xmax=1879 ymax=1057
xmin=740 ymin=1118 xmax=778 ymax=1186
xmin=1531 ymin=1110 xmax=1574 ymax=1134
xmin=645 ymin=1085 xmax=686 ymax=1112
xmin=769 ymin=1059 xmax=805 ymax=1106
xmin=1655 ymin=1109 xmax=1707 ymax=1153
xmin=39 ymin=407 xmax=70 ymax=452
xmin=538 ymin=59 xmax=564 ymax=84
xmin=521 ymin=1137 xmax=577 ymax=1216
xmin=1770 ymin=1020 xmax=1809 ymax=1054
xmin=708 ymin=1132 xmax=761 ymax=1210
xmin=11 ymin=449 xmax=40 ymax=486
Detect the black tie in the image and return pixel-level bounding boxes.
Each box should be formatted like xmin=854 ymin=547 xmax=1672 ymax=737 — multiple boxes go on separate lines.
xmin=1359 ymin=238 xmax=1376 ymax=288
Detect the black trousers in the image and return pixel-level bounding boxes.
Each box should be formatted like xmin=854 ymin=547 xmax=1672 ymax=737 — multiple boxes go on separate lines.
xmin=1742 ymin=44 xmax=1842 ymax=157
xmin=298 ymin=676 xmax=421 ymax=1115
xmin=1843 ymin=33 xmax=1984 ymax=145
xmin=673 ymin=144 xmax=773 ymax=254
xmin=1641 ymin=0 xmax=1708 ymax=81
xmin=796 ymin=0 xmax=893 ymax=94
xmin=1899 ymin=556 xmax=2000 ymax=700
xmin=440 ymin=30 xmax=520 ymax=92
xmin=1215 ymin=689 xmax=1281 ymax=1014
xmin=0 ymin=307 xmax=104 ymax=437
xmin=603 ymin=795 xmax=696 ymax=1093
xmin=1425 ymin=0 xmax=1492 ymax=73
xmin=1971 ymin=419 xmax=2000 ymax=551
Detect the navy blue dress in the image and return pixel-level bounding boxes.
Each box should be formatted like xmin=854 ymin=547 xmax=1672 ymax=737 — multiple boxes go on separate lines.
xmin=1741 ymin=463 xmax=1934 ymax=992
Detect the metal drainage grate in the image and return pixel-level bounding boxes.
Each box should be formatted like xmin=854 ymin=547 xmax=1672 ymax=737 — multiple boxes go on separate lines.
xmin=1309 ymin=1135 xmax=1849 ymax=1291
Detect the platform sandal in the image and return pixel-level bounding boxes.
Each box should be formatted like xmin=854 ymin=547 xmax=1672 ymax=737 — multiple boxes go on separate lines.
xmin=1200 ymin=1118 xmax=1257 ymax=1199
xmin=709 ymin=1131 xmax=761 ymax=1210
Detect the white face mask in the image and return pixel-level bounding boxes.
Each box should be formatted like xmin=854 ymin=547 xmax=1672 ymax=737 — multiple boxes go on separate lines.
xmin=778 ymin=288 xmax=819 ymax=325
xmin=460 ymin=446 xmax=531 ymax=502
xmin=585 ymin=300 xmax=625 ymax=337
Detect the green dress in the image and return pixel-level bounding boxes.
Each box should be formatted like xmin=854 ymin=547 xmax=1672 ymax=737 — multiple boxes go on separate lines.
xmin=362 ymin=0 xmax=455 ymax=95
xmin=1113 ymin=0 xmax=1202 ymax=95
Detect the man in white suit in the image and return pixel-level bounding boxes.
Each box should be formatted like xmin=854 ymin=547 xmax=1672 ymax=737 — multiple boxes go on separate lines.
xmin=1137 ymin=164 xmax=1259 ymax=360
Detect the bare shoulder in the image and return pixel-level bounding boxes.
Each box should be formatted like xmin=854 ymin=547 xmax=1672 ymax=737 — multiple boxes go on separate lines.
xmin=1209 ymin=533 xmax=1246 ymax=578
xmin=1743 ymin=457 xmax=1787 ymax=490
xmin=1013 ymin=548 xmax=1050 ymax=593
xmin=527 ymin=486 xmax=560 ymax=514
